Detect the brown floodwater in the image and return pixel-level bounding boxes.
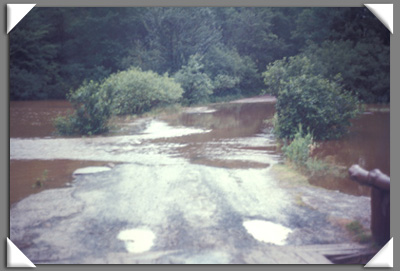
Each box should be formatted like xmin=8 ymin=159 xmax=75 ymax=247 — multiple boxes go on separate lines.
xmin=10 ymin=159 xmax=113 ymax=206
xmin=310 ymin=105 xmax=390 ymax=196
xmin=161 ymin=102 xmax=389 ymax=197
xmin=10 ymin=100 xmax=390 ymax=204
xmin=9 ymin=100 xmax=115 ymax=206
xmin=10 ymin=100 xmax=73 ymax=138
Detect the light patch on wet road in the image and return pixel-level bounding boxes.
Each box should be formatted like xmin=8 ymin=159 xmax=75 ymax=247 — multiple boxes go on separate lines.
xmin=183 ymin=107 xmax=217 ymax=114
xmin=141 ymin=120 xmax=211 ymax=139
xmin=243 ymin=220 xmax=292 ymax=246
xmin=10 ymin=120 xmax=210 ymax=165
xmin=117 ymin=228 xmax=156 ymax=253
xmin=73 ymin=167 xmax=111 ymax=175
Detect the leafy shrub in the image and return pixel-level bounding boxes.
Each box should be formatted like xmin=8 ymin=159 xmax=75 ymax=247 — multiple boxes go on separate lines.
xmin=174 ymin=54 xmax=214 ymax=105
xmin=262 ymin=55 xmax=320 ymax=97
xmin=212 ymin=74 xmax=240 ymax=96
xmin=263 ymin=55 xmax=361 ymax=140
xmin=55 ymin=67 xmax=182 ymax=135
xmin=54 ymin=80 xmax=113 ymax=135
xmin=202 ymin=45 xmax=261 ymax=97
xmin=282 ymin=124 xmax=313 ymax=168
xmin=103 ymin=67 xmax=183 ymax=115
xmin=53 ymin=115 xmax=76 ymax=136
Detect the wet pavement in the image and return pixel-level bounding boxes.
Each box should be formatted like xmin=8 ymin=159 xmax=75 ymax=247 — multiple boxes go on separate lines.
xmin=10 ymin=98 xmax=373 ymax=264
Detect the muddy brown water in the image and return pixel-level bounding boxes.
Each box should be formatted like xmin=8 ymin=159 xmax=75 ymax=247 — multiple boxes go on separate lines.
xmin=10 ymin=100 xmax=73 ymax=138
xmin=310 ymin=105 xmax=390 ymax=196
xmin=10 ymin=159 xmax=112 ymax=205
xmin=10 ymin=100 xmax=389 ymax=204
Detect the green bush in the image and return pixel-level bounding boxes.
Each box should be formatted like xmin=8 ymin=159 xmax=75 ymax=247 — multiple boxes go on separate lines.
xmin=55 ymin=67 xmax=183 ymax=135
xmin=263 ymin=55 xmax=361 ymax=140
xmin=54 ymin=80 xmax=113 ymax=135
xmin=174 ymin=54 xmax=214 ymax=105
xmin=202 ymin=45 xmax=261 ymax=97
xmin=282 ymin=124 xmax=313 ymax=168
xmin=54 ymin=115 xmax=76 ymax=136
xmin=262 ymin=55 xmax=320 ymax=97
xmin=105 ymin=67 xmax=183 ymax=115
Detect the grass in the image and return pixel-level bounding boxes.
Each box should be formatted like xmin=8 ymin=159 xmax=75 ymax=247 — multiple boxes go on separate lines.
xmin=305 ymin=157 xmax=347 ymax=179
xmin=269 ymin=163 xmax=310 ymax=188
xmin=345 ymin=221 xmax=373 ymax=244
xmin=277 ymin=125 xmax=347 ymax=182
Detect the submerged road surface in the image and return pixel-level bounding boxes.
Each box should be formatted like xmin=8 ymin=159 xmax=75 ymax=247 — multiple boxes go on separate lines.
xmin=10 ymin=100 xmax=371 ymax=264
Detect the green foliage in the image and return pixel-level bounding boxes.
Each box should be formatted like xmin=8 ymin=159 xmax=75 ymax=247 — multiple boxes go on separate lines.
xmin=9 ymin=8 xmax=63 ymax=100
xmin=212 ymin=74 xmax=242 ymax=97
xmin=292 ymin=7 xmax=389 ymax=103
xmin=282 ymin=124 xmax=313 ymax=167
xmin=262 ymin=55 xmax=319 ymax=96
xmin=55 ymin=67 xmax=182 ymax=135
xmin=10 ymin=7 xmax=388 ymax=104
xmin=303 ymin=40 xmax=390 ymax=103
xmin=346 ymin=221 xmax=372 ymax=244
xmin=139 ymin=7 xmax=222 ymax=74
xmin=281 ymin=125 xmax=343 ymax=177
xmin=53 ymin=115 xmax=75 ymax=136
xmin=263 ymin=55 xmax=361 ymax=140
xmin=202 ymin=45 xmax=261 ymax=97
xmin=104 ymin=67 xmax=183 ymax=115
xmin=174 ymin=55 xmax=214 ymax=105
xmin=54 ymin=80 xmax=113 ymax=135
xmin=216 ymin=7 xmax=288 ymax=71
xmin=304 ymin=157 xmax=332 ymax=177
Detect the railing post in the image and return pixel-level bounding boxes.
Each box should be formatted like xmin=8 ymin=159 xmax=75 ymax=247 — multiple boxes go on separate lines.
xmin=348 ymin=165 xmax=390 ymax=246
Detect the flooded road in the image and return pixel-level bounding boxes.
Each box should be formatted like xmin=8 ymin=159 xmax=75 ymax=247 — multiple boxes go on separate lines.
xmin=9 ymin=98 xmax=386 ymax=264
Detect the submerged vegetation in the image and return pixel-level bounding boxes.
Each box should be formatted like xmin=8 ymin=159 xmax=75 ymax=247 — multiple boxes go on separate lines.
xmin=280 ymin=125 xmax=347 ymax=180
xmin=32 ymin=169 xmax=51 ymax=188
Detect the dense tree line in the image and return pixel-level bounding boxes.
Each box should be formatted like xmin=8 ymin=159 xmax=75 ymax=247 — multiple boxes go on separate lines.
xmin=10 ymin=7 xmax=389 ymax=104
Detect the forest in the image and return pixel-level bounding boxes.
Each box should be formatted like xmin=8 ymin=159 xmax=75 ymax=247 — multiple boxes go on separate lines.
xmin=10 ymin=7 xmax=389 ymax=103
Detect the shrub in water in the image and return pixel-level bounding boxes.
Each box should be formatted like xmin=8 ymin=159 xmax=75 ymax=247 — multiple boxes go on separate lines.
xmin=54 ymin=80 xmax=113 ymax=135
xmin=103 ymin=67 xmax=183 ymax=115
xmin=55 ymin=68 xmax=183 ymax=135
xmin=263 ymin=55 xmax=361 ymax=140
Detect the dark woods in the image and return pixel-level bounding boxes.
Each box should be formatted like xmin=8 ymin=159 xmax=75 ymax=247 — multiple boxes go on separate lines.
xmin=9 ymin=7 xmax=389 ymax=103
